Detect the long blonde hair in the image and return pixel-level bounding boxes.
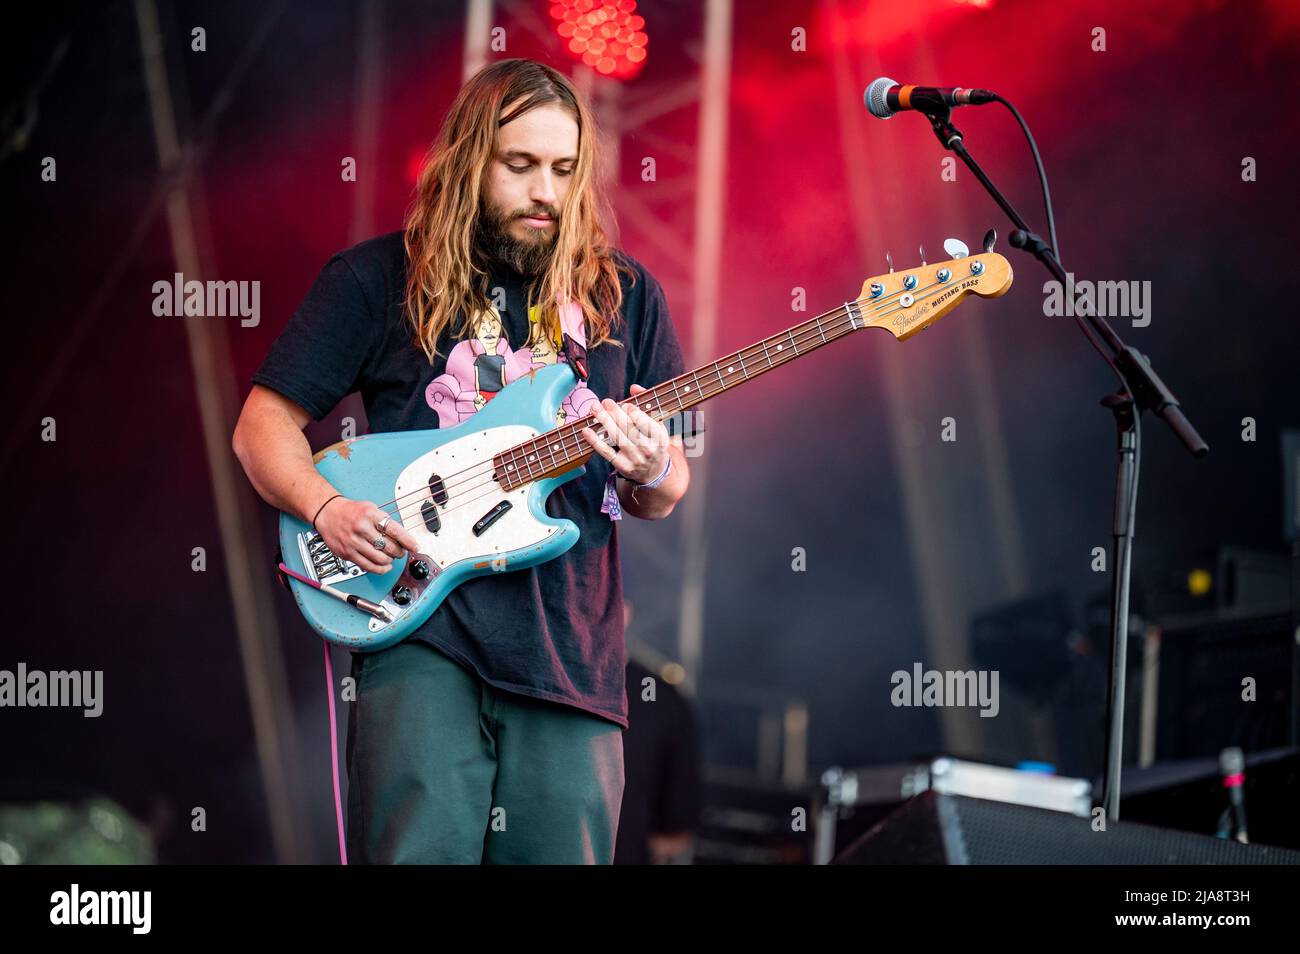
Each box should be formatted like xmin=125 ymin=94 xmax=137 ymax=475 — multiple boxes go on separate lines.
xmin=403 ymin=58 xmax=630 ymax=362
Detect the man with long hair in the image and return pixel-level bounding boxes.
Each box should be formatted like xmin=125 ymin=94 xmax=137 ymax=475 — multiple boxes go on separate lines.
xmin=232 ymin=58 xmax=701 ymax=864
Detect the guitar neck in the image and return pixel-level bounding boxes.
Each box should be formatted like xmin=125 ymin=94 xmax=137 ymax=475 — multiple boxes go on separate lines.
xmin=638 ymin=301 xmax=862 ymax=421
xmin=497 ymin=301 xmax=862 ymax=487
xmin=495 ymin=250 xmax=1012 ymax=488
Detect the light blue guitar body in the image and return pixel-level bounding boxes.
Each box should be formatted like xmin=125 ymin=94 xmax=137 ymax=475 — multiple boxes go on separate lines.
xmin=277 ymin=362 xmax=586 ymax=650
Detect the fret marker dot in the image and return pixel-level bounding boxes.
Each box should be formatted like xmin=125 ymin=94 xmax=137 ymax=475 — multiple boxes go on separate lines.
xmin=776 ymin=344 xmax=783 ymax=351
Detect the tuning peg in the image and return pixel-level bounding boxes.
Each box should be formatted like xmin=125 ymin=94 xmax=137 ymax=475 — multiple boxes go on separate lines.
xmin=943 ymin=238 xmax=969 ymax=259
xmin=885 ymin=250 xmax=894 ymax=273
xmin=919 ymin=245 xmax=927 ymax=266
xmin=983 ymin=228 xmax=997 ymax=253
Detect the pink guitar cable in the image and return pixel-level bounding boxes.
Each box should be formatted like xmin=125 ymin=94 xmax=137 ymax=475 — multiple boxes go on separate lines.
xmin=323 ymin=641 xmax=348 ymax=865
xmin=278 ymin=560 xmax=349 ymax=862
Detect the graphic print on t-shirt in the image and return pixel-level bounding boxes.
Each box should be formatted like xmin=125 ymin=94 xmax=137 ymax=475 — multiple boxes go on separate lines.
xmin=424 ymin=298 xmax=600 ymax=428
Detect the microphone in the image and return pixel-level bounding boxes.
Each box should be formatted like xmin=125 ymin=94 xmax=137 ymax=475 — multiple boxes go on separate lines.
xmin=1218 ymin=747 xmax=1249 ymax=844
xmin=864 ymin=77 xmax=996 ymax=119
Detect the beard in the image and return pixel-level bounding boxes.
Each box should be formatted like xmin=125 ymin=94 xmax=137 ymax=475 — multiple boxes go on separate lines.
xmin=473 ymin=199 xmax=559 ymax=278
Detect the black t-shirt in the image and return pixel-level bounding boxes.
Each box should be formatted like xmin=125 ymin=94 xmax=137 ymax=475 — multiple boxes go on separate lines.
xmin=251 ymin=231 xmax=703 ymax=728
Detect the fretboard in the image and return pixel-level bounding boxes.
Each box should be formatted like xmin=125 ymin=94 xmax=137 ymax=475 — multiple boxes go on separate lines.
xmin=494 ymin=299 xmax=863 ymax=489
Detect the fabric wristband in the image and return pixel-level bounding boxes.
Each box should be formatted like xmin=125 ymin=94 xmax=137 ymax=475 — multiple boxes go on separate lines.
xmin=601 ymin=471 xmax=623 ymax=521
xmin=634 ymin=454 xmax=673 ymax=490
xmin=600 ymin=455 xmax=673 ymax=522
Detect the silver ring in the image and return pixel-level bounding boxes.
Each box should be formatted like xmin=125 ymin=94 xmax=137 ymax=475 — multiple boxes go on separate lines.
xmin=373 ymin=537 xmax=386 ymax=551
xmin=376 ymin=516 xmax=391 ymax=534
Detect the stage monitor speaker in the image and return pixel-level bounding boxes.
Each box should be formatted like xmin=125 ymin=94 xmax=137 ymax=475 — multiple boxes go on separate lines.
xmin=1152 ymin=611 xmax=1291 ymax=760
xmin=833 ymin=791 xmax=1300 ymax=864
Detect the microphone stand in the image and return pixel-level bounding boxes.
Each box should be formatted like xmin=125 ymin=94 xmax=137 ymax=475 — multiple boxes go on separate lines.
xmin=919 ymin=105 xmax=1209 ymax=823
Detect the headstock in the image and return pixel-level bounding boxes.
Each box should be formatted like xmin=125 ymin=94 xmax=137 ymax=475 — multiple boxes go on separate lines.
xmin=853 ymin=249 xmax=1013 ymax=340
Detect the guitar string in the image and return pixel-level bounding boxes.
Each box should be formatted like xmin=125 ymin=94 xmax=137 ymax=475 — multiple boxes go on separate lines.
xmin=366 ymin=306 xmax=863 ymax=532
xmin=320 ymin=301 xmax=857 ymax=538
xmin=373 ymin=314 xmax=875 ymax=537
xmin=325 ymin=270 xmax=975 ymax=540
xmin=396 ymin=270 xmax=968 ymax=514
xmin=365 ymin=272 xmax=967 ymax=530
xmin=346 ymin=275 xmax=963 ymax=543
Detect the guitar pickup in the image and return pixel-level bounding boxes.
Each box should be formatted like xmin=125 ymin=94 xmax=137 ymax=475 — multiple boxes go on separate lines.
xmin=427 ymin=473 xmax=449 ymax=506
xmin=472 ymin=500 xmax=512 ymax=536
xmin=420 ymin=500 xmax=441 ymax=534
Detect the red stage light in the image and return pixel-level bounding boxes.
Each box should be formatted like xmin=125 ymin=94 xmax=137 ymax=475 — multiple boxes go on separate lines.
xmin=823 ymin=0 xmax=993 ymax=49
xmin=548 ymin=0 xmax=647 ymax=80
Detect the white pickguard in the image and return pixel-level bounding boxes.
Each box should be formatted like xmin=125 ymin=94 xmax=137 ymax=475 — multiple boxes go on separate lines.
xmin=392 ymin=424 xmax=558 ymax=568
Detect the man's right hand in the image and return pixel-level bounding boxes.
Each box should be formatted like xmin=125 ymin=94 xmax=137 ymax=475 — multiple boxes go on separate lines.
xmin=314 ymin=496 xmax=423 ymax=575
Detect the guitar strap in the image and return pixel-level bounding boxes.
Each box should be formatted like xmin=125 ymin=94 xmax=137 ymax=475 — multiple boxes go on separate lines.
xmin=561 ymin=332 xmax=589 ymax=381
xmin=553 ymin=296 xmax=624 ymax=520
xmin=556 ymin=297 xmax=589 ymax=381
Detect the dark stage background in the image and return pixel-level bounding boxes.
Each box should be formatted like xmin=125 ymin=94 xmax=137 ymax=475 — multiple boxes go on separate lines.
xmin=2 ymin=0 xmax=1298 ymax=862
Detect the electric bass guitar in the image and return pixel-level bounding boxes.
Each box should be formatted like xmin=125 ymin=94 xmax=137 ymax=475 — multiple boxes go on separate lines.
xmin=276 ymin=245 xmax=1013 ymax=649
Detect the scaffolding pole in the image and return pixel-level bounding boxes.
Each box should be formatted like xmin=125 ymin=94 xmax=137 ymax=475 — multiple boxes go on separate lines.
xmin=134 ymin=0 xmax=308 ymax=862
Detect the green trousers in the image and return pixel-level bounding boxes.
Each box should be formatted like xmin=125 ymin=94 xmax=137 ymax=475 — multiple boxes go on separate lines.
xmin=345 ymin=639 xmax=624 ymax=864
